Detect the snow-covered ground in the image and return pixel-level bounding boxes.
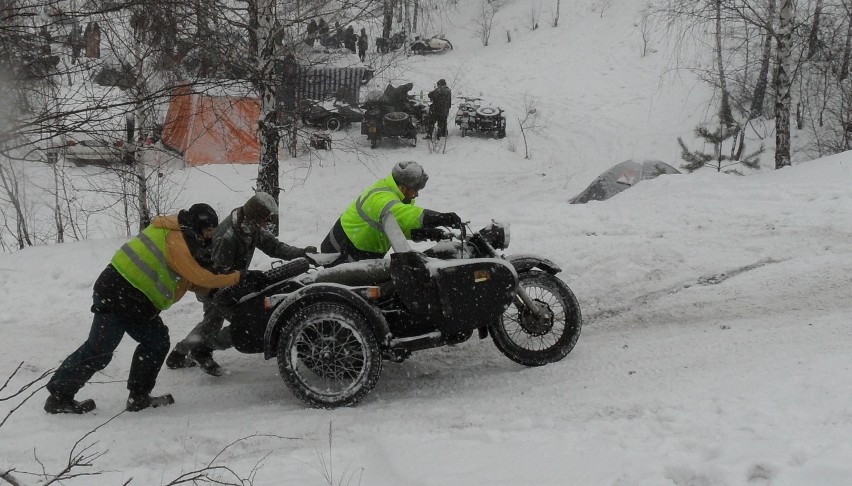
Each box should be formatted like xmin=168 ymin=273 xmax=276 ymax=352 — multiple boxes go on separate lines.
xmin=4 ymin=1 xmax=852 ymax=485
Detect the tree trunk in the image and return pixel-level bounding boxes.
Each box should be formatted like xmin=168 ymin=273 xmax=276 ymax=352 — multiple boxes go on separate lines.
xmin=413 ymin=0 xmax=419 ymax=33
xmin=775 ymin=0 xmax=793 ymax=169
xmin=750 ymin=0 xmax=775 ymax=117
xmin=382 ymin=0 xmax=394 ymax=39
xmin=715 ymin=0 xmax=734 ymax=128
xmin=132 ymin=36 xmax=150 ymax=231
xmin=554 ymin=0 xmax=560 ymax=28
xmin=256 ymin=0 xmax=280 ymax=231
xmin=806 ymin=0 xmax=824 ymax=60
xmin=840 ymin=8 xmax=852 ymax=81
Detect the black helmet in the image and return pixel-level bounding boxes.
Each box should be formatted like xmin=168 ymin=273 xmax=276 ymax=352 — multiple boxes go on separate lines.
xmin=437 ymin=79 xmax=447 ymax=87
xmin=178 ymin=203 xmax=218 ymax=234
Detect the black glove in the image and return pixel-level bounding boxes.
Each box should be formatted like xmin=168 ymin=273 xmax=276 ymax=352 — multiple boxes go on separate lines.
xmin=411 ymin=227 xmax=446 ymax=242
xmin=423 ymin=210 xmax=463 ymax=229
xmin=240 ymin=269 xmax=269 ymax=289
xmin=301 ymin=245 xmax=318 ymax=256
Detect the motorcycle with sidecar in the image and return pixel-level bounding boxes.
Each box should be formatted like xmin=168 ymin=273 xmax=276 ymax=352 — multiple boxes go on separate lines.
xmin=455 ymin=96 xmax=507 ymax=139
xmin=299 ymin=98 xmax=364 ymax=131
xmin=213 ymin=221 xmax=583 ymax=409
xmin=360 ymin=86 xmax=420 ymax=148
xmin=410 ymin=35 xmax=453 ymax=54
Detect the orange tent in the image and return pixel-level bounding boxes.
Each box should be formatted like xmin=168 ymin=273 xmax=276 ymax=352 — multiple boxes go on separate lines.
xmin=161 ymin=84 xmax=261 ymax=166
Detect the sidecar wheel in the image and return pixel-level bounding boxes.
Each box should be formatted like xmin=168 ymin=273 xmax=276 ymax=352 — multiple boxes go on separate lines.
xmin=491 ymin=272 xmax=582 ymax=366
xmin=277 ymin=302 xmax=382 ymax=409
xmin=325 ymin=116 xmax=343 ymax=131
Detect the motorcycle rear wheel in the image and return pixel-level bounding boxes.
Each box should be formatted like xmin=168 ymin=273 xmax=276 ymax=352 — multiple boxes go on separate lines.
xmin=277 ymin=302 xmax=382 ymax=408
xmin=491 ymin=271 xmax=582 ymax=366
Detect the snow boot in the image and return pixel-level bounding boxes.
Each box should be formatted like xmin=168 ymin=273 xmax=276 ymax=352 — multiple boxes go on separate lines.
xmin=126 ymin=392 xmax=175 ymax=412
xmin=166 ymin=349 xmax=196 ymax=369
xmin=44 ymin=394 xmax=96 ymax=414
xmin=191 ymin=347 xmax=223 ymax=377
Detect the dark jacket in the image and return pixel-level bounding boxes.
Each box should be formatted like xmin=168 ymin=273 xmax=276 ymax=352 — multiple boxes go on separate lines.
xmin=210 ymin=207 xmax=308 ymax=273
xmin=428 ymin=85 xmax=452 ymax=116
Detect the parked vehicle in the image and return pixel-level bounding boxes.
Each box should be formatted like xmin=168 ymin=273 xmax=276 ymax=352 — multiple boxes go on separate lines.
xmin=299 ymin=98 xmax=364 ymax=131
xmin=360 ymin=86 xmax=420 ymax=148
xmin=455 ymin=96 xmax=507 ymax=139
xmin=212 ymin=220 xmax=582 ymax=409
xmin=46 ymin=134 xmax=125 ymax=166
xmin=375 ymin=32 xmax=406 ymax=53
xmin=410 ymin=35 xmax=453 ymax=54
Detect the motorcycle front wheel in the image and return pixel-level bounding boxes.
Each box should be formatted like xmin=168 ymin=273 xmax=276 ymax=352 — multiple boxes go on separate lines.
xmin=491 ymin=271 xmax=582 ymax=366
xmin=277 ymin=302 xmax=382 ymax=408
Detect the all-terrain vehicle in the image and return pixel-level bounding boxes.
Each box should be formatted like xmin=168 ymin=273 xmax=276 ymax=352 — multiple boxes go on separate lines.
xmin=455 ymin=96 xmax=507 ymax=139
xmin=213 ymin=220 xmax=582 ymax=409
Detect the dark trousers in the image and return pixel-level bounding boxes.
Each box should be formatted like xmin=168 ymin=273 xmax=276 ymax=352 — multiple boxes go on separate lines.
xmin=426 ymin=112 xmax=449 ymax=138
xmin=321 ymin=218 xmax=385 ymax=263
xmin=47 ymin=308 xmax=169 ymax=399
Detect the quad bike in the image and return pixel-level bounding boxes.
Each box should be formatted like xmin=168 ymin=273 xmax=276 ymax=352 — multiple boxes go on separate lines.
xmin=455 ymin=96 xmax=507 ymax=139
xmin=376 ymin=32 xmax=407 ymax=53
xmin=299 ymin=98 xmax=365 ymax=131
xmin=212 ymin=221 xmax=583 ymax=409
xmin=361 ymin=95 xmax=417 ymax=148
xmin=410 ymin=35 xmax=453 ymax=54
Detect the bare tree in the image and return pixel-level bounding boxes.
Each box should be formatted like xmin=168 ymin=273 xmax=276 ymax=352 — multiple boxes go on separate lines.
xmin=517 ymin=95 xmax=540 ymax=159
xmin=775 ymin=0 xmax=793 ymax=168
xmin=473 ymin=0 xmax=502 ymax=46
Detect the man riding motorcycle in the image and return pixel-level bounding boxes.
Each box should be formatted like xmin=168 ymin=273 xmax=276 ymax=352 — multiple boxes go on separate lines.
xmin=320 ymin=161 xmax=463 ymax=262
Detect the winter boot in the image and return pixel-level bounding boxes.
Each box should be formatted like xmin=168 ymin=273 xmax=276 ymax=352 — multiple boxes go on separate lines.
xmin=126 ymin=392 xmax=175 ymax=412
xmin=166 ymin=349 xmax=196 ymax=369
xmin=191 ymin=347 xmax=223 ymax=377
xmin=44 ymin=393 xmax=96 ymax=414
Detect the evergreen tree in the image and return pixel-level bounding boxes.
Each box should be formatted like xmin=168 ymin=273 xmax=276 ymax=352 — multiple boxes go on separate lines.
xmin=678 ymin=124 xmax=764 ymax=174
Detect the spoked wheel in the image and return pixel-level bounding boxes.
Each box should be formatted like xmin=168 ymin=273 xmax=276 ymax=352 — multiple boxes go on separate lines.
xmin=491 ymin=271 xmax=582 ymax=366
xmin=277 ymin=303 xmax=382 ymax=408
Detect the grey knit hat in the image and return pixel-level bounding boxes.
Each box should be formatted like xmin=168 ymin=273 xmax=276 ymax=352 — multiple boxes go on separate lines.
xmin=392 ymin=161 xmax=429 ymax=190
xmin=242 ymin=192 xmax=278 ymax=223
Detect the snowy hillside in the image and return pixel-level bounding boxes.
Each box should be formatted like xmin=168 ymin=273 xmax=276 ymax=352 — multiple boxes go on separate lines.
xmin=3 ymin=1 xmax=852 ymax=485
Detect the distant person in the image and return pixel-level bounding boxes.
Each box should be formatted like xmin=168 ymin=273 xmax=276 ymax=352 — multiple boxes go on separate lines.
xmin=344 ymin=25 xmax=357 ymax=53
xmin=44 ymin=204 xmax=265 ymax=414
xmin=306 ymin=19 xmax=318 ymax=46
xmin=358 ymin=28 xmax=368 ymax=62
xmin=166 ymin=193 xmax=316 ymax=377
xmin=320 ymin=161 xmax=462 ymax=262
xmin=426 ymin=79 xmax=452 ymax=140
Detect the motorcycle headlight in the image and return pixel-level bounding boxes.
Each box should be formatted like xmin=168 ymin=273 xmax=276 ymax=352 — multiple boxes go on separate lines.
xmin=480 ymin=221 xmax=510 ymax=250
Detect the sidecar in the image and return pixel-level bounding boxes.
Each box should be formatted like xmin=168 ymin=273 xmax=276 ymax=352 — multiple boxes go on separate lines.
xmin=299 ymin=98 xmax=365 ymax=131
xmin=218 ymin=251 xmax=516 ymax=409
xmin=455 ymin=97 xmax=507 ymax=139
xmin=410 ymin=35 xmax=453 ymax=54
xmin=360 ymin=99 xmax=418 ymax=148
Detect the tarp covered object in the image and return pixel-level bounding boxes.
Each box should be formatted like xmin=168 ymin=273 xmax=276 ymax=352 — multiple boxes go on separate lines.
xmin=161 ymin=85 xmax=260 ymax=166
xmin=570 ymin=159 xmax=681 ymax=204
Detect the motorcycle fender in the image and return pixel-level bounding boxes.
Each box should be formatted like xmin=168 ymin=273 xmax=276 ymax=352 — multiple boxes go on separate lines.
xmin=262 ymin=283 xmax=391 ymax=359
xmin=506 ymin=254 xmax=562 ymax=275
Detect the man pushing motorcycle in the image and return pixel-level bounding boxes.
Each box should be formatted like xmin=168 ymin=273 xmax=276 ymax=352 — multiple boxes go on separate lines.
xmin=321 ymin=161 xmax=463 ymax=262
